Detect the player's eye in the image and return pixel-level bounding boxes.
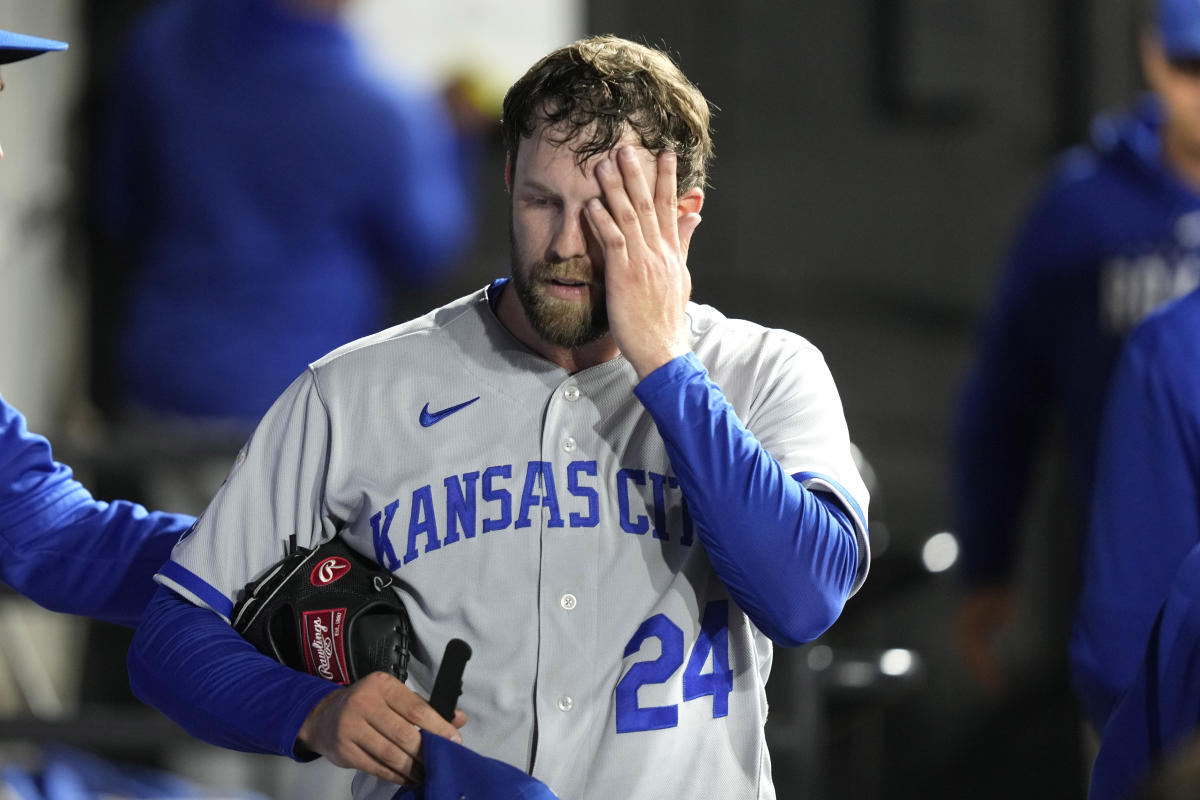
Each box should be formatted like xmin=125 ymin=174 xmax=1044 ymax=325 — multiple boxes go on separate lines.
xmin=523 ymin=195 xmax=559 ymax=210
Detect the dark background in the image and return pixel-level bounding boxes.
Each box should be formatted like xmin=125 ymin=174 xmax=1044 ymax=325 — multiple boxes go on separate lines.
xmin=63 ymin=1 xmax=1151 ymax=797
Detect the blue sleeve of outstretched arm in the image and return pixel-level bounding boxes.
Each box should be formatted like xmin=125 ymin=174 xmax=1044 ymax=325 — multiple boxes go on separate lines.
xmin=634 ymin=354 xmax=862 ymax=646
xmin=0 ymin=394 xmax=193 ymax=625
xmin=129 ymin=585 xmax=339 ymax=759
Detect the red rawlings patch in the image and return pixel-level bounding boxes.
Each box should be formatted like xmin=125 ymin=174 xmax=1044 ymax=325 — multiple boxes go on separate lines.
xmin=311 ymin=556 xmax=351 ymax=587
xmin=302 ymin=608 xmax=350 ymax=684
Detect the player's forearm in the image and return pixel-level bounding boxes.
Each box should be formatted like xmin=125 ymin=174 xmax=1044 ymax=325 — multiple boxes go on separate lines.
xmin=129 ymin=585 xmax=339 ymax=758
xmin=0 ymin=398 xmax=193 ymax=624
xmin=62 ymin=502 xmax=192 ymax=625
xmin=634 ymin=353 xmax=861 ymax=646
xmin=0 ymin=501 xmax=188 ymax=626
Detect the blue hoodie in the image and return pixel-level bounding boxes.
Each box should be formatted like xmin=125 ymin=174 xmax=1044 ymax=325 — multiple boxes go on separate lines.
xmin=98 ymin=0 xmax=474 ymax=424
xmin=953 ymin=96 xmax=1200 ymax=588
xmin=1071 ymin=285 xmax=1200 ymax=731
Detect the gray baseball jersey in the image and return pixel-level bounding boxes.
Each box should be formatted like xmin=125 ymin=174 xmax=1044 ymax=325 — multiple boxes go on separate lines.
xmin=160 ymin=283 xmax=870 ymax=800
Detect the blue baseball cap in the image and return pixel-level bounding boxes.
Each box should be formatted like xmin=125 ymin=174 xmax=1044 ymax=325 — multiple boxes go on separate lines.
xmin=392 ymin=731 xmax=560 ymax=800
xmin=0 ymin=28 xmax=68 ymax=65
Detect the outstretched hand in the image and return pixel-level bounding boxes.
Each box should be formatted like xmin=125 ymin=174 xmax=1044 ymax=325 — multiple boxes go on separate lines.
xmin=297 ymin=671 xmax=466 ymax=787
xmin=585 ymin=146 xmax=703 ymax=380
xmin=956 ymin=585 xmax=1016 ymax=695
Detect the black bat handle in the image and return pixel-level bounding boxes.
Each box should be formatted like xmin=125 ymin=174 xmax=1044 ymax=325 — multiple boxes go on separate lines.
xmin=429 ymin=638 xmax=472 ymax=721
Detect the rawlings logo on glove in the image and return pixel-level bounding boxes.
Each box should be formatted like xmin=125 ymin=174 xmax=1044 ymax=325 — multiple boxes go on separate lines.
xmin=232 ymin=537 xmax=411 ymax=685
xmin=312 ymin=556 xmax=351 ymax=587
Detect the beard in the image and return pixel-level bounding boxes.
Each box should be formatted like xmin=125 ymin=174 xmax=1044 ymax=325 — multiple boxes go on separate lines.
xmin=509 ymin=233 xmax=609 ymax=349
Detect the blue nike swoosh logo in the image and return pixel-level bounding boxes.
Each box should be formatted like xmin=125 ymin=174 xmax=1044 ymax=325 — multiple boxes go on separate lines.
xmin=419 ymin=396 xmax=480 ymax=427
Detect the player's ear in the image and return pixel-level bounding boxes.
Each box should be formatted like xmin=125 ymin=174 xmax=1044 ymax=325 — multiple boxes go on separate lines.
xmin=677 ymin=187 xmax=704 ymax=218
xmin=677 ymin=187 xmax=704 ymax=263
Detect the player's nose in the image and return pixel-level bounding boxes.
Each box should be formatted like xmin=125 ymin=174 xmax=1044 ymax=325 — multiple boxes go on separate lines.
xmin=548 ymin=207 xmax=589 ymax=262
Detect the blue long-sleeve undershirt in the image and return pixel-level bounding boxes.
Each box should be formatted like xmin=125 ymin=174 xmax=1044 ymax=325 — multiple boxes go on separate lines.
xmin=129 ymin=584 xmax=338 ymax=758
xmin=634 ymin=353 xmax=861 ymax=646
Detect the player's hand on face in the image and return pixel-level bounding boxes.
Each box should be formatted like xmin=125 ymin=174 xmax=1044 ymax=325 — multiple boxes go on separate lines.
xmin=585 ymin=146 xmax=703 ymax=380
xmin=297 ymin=671 xmax=466 ymax=787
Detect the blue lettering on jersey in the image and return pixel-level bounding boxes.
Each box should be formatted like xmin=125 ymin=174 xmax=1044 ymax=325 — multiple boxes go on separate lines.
xmin=680 ymin=495 xmax=695 ymax=547
xmin=567 ymin=461 xmax=599 ymax=527
xmin=616 ymin=614 xmax=682 ymax=732
xmin=405 ymin=485 xmax=441 ymax=563
xmin=617 ymin=469 xmax=649 ymax=535
xmin=368 ymin=460 xmax=697 ymax=570
xmin=648 ymin=472 xmax=675 ymax=541
xmin=516 ymin=461 xmax=565 ymax=529
xmin=371 ymin=499 xmax=402 ymax=571
xmin=443 ymin=471 xmax=479 ymax=544
xmin=481 ymin=465 xmax=513 ymax=533
xmin=682 ymin=599 xmax=734 ymax=717
xmin=616 ymin=601 xmax=733 ymax=733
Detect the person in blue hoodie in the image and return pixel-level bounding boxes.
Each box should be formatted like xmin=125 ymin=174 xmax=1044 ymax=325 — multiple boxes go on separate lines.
xmin=1075 ymin=282 xmax=1200 ymax=799
xmin=0 ymin=28 xmax=194 ymax=625
xmin=952 ymin=0 xmax=1200 ymax=722
xmin=95 ymin=0 xmax=475 ymax=428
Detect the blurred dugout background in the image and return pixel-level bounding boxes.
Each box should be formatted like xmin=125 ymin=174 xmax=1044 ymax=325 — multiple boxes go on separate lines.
xmin=0 ymin=0 xmax=1146 ymax=798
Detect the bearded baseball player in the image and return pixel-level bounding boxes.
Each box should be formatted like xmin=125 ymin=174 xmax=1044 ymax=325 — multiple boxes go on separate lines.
xmin=129 ymin=35 xmax=871 ymax=800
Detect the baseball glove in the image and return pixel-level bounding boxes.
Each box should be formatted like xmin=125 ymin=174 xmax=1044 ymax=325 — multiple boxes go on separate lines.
xmin=231 ymin=536 xmax=411 ymax=685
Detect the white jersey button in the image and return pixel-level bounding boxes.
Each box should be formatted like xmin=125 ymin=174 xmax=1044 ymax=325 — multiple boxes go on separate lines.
xmin=562 ymin=436 xmax=576 ymax=453
xmin=558 ymin=695 xmax=574 ymax=712
xmin=560 ymin=593 xmax=577 ymax=610
xmin=563 ymin=385 xmax=580 ymax=401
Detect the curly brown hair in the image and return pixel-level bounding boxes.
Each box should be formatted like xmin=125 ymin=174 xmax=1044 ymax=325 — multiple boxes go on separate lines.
xmin=501 ymin=35 xmax=714 ymax=195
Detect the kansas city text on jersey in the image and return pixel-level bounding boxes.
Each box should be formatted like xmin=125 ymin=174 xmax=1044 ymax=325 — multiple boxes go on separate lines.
xmin=369 ymin=460 xmax=696 ymax=571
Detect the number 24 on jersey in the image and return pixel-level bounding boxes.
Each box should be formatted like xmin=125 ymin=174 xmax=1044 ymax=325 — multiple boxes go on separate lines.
xmin=616 ymin=600 xmax=734 ymax=733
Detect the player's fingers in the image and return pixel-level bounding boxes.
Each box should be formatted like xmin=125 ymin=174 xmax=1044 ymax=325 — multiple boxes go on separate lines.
xmin=614 ymin=145 xmax=663 ymax=248
xmin=306 ymin=699 xmax=422 ymax=786
xmin=345 ymin=735 xmax=424 ymax=788
xmin=374 ymin=673 xmax=463 ymax=743
xmin=584 ymin=196 xmax=628 ymax=264
xmin=363 ymin=708 xmax=425 ymax=762
xmin=653 ymin=150 xmax=680 ymax=245
xmin=330 ymin=675 xmax=426 ymax=759
xmin=594 ymin=156 xmax=643 ymax=255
